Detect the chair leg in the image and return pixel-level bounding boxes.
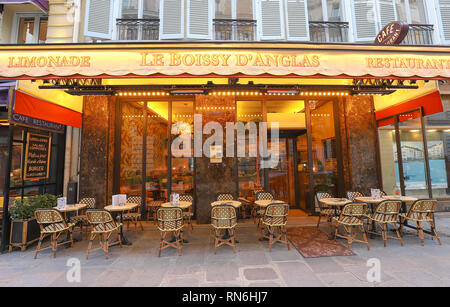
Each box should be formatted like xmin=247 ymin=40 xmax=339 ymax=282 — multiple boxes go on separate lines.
xmin=34 ymin=234 xmax=44 ymax=259
xmin=317 ymin=214 xmax=322 ymax=228
xmin=177 ymin=232 xmax=182 ymax=256
xmin=361 ymin=225 xmax=370 ymax=251
xmin=86 ymin=233 xmax=95 ymax=260
xmin=382 ymin=223 xmax=387 ymax=247
xmin=158 ymin=235 xmax=163 ymax=257
xmin=52 ymin=233 xmax=57 ymax=258
xmin=283 ymin=226 xmax=290 ymax=250
xmin=347 ymin=227 xmax=353 ymax=251
xmin=104 ymin=235 xmax=109 ymax=259
xmin=231 ymin=229 xmax=236 ymax=253
xmin=430 ymin=220 xmax=442 ymax=246
xmin=269 ymin=226 xmax=273 ymax=252
xmin=139 ymin=220 xmax=144 ymax=231
xmin=418 ymin=221 xmax=425 ymax=246
xmin=394 ymin=223 xmax=404 ymax=246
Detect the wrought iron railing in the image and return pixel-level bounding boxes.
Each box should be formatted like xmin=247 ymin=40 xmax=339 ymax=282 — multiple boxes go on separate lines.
xmin=213 ymin=19 xmax=257 ymax=41
xmin=309 ymin=21 xmax=349 ymax=43
xmin=116 ymin=18 xmax=159 ymax=41
xmin=402 ymin=24 xmax=434 ymax=45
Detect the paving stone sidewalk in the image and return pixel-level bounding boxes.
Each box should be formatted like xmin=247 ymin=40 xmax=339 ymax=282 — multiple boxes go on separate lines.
xmin=1 ymin=214 xmax=450 ymax=287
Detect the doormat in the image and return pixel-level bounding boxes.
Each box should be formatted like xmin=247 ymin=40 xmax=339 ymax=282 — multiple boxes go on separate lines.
xmin=287 ymin=227 xmax=355 ymax=258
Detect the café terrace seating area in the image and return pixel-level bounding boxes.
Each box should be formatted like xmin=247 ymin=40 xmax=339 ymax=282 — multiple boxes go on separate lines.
xmin=30 ymin=188 xmax=442 ymax=261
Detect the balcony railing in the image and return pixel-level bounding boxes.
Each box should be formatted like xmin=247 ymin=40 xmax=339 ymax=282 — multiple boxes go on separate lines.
xmin=213 ymin=19 xmax=257 ymax=41
xmin=402 ymin=24 xmax=434 ymax=45
xmin=116 ymin=18 xmax=159 ymax=41
xmin=309 ymin=21 xmax=349 ymax=43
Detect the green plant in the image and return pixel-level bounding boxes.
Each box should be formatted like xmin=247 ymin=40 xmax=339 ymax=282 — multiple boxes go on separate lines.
xmin=9 ymin=194 xmax=59 ymax=221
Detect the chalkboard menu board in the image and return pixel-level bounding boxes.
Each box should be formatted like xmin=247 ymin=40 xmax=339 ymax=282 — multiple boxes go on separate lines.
xmin=24 ymin=133 xmax=51 ymax=180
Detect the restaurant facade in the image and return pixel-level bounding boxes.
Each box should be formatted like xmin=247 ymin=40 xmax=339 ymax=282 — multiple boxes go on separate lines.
xmin=1 ymin=0 xmax=450 ymax=251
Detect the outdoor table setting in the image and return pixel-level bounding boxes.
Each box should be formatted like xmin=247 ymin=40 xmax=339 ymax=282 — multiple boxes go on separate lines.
xmin=54 ymin=203 xmax=87 ymax=246
xmin=104 ymin=202 xmax=139 ymax=246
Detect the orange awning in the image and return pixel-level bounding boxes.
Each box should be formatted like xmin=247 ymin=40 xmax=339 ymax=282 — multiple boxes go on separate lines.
xmin=376 ymin=91 xmax=443 ymax=127
xmin=14 ymin=90 xmax=81 ymax=128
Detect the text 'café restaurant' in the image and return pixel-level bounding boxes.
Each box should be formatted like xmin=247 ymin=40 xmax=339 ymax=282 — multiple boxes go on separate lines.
xmin=1 ymin=40 xmax=450 ymax=225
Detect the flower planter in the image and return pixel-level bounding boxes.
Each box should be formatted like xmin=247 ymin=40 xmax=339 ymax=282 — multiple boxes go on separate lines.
xmin=9 ymin=217 xmax=40 ymax=252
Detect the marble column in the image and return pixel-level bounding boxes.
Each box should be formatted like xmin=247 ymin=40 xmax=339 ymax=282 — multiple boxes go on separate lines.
xmin=194 ymin=95 xmax=237 ymax=224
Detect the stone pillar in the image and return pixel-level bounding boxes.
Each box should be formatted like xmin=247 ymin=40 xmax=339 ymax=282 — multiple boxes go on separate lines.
xmin=338 ymin=96 xmax=380 ymax=194
xmin=79 ymin=96 xmax=116 ymax=208
xmin=194 ymin=95 xmax=237 ymax=224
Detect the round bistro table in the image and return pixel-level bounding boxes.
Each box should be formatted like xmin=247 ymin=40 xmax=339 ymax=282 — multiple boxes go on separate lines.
xmin=104 ymin=203 xmax=139 ymax=246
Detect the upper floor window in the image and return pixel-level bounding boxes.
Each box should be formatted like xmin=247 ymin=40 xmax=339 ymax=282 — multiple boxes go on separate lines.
xmin=120 ymin=0 xmax=160 ymax=19
xmin=215 ymin=0 xmax=253 ymax=19
xmin=395 ymin=0 xmax=427 ymax=24
xmin=307 ymin=0 xmax=343 ymax=21
xmin=14 ymin=14 xmax=47 ymax=44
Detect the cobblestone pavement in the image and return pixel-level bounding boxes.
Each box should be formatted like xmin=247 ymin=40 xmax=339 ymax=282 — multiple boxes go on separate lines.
xmin=1 ymin=214 xmax=450 ymax=287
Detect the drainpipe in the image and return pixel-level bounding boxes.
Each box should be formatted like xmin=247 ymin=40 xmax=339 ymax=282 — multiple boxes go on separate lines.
xmin=72 ymin=0 xmax=81 ymax=43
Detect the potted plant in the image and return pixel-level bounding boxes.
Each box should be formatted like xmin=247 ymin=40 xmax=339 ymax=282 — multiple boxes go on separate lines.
xmin=9 ymin=194 xmax=58 ymax=252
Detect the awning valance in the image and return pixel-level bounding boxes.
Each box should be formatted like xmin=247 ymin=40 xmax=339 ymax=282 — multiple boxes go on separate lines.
xmin=14 ymin=90 xmax=81 ymax=128
xmin=376 ymin=91 xmax=443 ymax=127
xmin=1 ymin=43 xmax=450 ymax=80
xmin=0 ymin=0 xmax=48 ymax=12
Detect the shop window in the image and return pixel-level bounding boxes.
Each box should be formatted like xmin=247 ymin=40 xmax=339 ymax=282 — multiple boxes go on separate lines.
xmin=378 ymin=124 xmax=401 ymax=194
xmin=236 ymin=100 xmax=263 ymax=199
xmin=14 ymin=14 xmax=48 ymax=44
xmin=171 ymin=101 xmax=194 ymax=197
xmin=424 ymin=99 xmax=450 ymax=198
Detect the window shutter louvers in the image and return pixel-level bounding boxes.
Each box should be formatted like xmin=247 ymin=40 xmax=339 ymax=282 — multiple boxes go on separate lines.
xmin=438 ymin=0 xmax=450 ymax=43
xmin=84 ymin=0 xmax=114 ymax=39
xmin=187 ymin=0 xmax=211 ymax=39
xmin=351 ymin=0 xmax=378 ymax=41
xmin=160 ymin=0 xmax=184 ymax=39
xmin=378 ymin=0 xmax=397 ymax=28
xmin=259 ymin=0 xmax=284 ymax=40
xmin=285 ymin=0 xmax=309 ymax=41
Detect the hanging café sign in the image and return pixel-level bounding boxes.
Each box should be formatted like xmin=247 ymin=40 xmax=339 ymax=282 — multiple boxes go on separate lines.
xmin=1 ymin=45 xmax=450 ymax=79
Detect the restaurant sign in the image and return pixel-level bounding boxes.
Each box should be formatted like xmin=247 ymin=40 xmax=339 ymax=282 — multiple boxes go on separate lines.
xmin=1 ymin=44 xmax=450 ymax=79
xmin=375 ymin=22 xmax=409 ymax=45
xmin=24 ymin=132 xmax=51 ymax=180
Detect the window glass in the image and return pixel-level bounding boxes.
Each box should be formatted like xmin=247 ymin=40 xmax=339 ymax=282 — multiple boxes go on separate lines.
xmin=143 ymin=0 xmax=159 ymax=18
xmin=326 ymin=0 xmax=342 ymax=21
xmin=17 ymin=17 xmax=35 ymax=44
xmin=215 ymin=0 xmax=232 ymax=18
xmin=38 ymin=18 xmax=48 ymax=43
xmin=409 ymin=0 xmax=427 ymax=24
xmin=122 ymin=0 xmax=139 ymax=18
xmin=308 ymin=0 xmax=323 ymax=21
xmin=236 ymin=0 xmax=253 ymax=19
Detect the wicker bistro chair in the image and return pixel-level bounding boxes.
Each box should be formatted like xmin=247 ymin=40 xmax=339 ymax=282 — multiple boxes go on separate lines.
xmin=347 ymin=191 xmax=365 ymax=202
xmin=118 ymin=196 xmax=144 ymax=233
xmin=365 ymin=200 xmax=403 ymax=247
xmin=157 ymin=207 xmax=184 ymax=257
xmin=147 ymin=200 xmax=163 ymax=224
xmin=85 ymin=210 xmax=122 ymax=259
xmin=216 ymin=192 xmax=234 ymax=201
xmin=316 ymin=192 xmax=338 ymax=229
xmin=70 ymin=197 xmax=96 ymax=239
xmin=400 ymin=199 xmax=442 ymax=246
xmin=255 ymin=191 xmax=274 ymax=228
xmin=332 ymin=203 xmax=370 ymax=251
xmin=211 ymin=204 xmax=237 ymax=254
xmin=34 ymin=208 xmax=75 ymax=259
xmin=261 ymin=203 xmax=290 ymax=252
xmin=179 ymin=194 xmax=194 ymax=231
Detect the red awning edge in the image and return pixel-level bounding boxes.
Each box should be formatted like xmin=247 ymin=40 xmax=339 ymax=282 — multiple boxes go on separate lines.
xmin=376 ymin=91 xmax=443 ymax=127
xmin=14 ymin=90 xmax=81 ymax=128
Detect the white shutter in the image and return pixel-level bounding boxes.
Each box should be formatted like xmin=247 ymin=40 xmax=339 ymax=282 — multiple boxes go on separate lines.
xmin=259 ymin=0 xmax=285 ymax=40
xmin=187 ymin=0 xmax=212 ymax=39
xmin=84 ymin=0 xmax=114 ymax=39
xmin=351 ymin=0 xmax=378 ymax=41
xmin=377 ymin=0 xmax=397 ymax=28
xmin=285 ymin=0 xmax=309 ymax=41
xmin=160 ymin=0 xmax=184 ymax=39
xmin=437 ymin=0 xmax=450 ymax=43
